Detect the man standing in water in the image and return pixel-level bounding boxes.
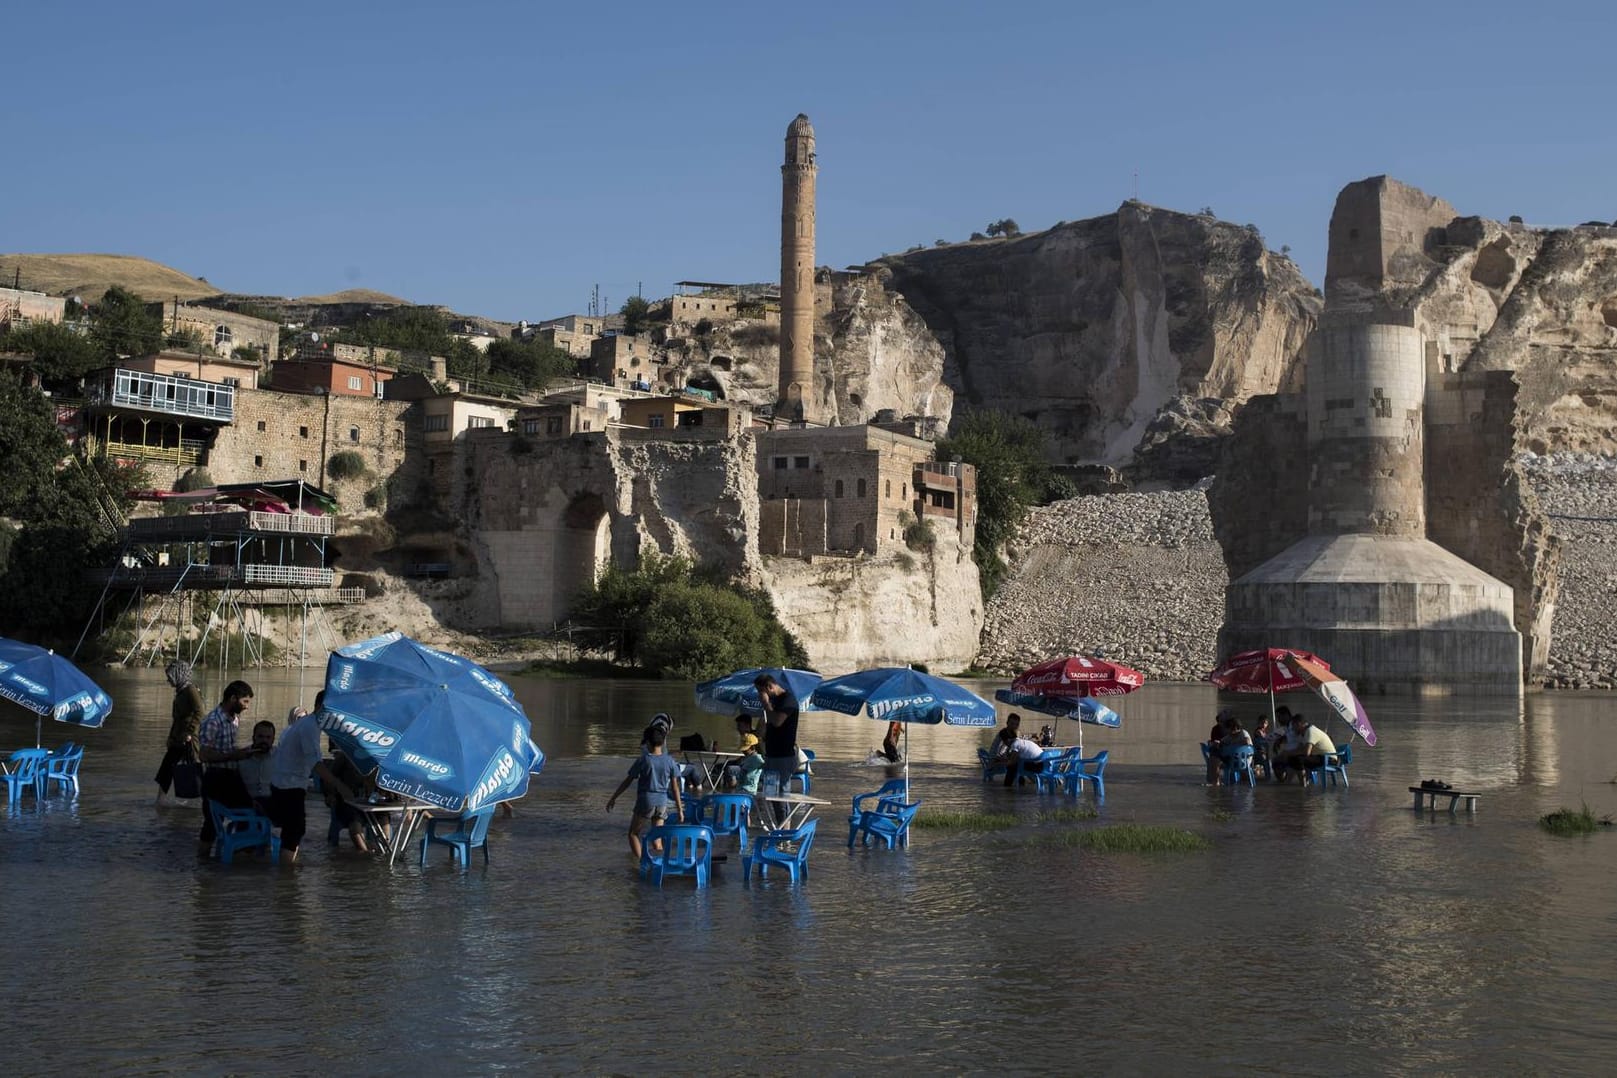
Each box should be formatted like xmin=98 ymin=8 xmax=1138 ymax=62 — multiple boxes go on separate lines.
xmin=755 ymin=673 xmax=800 ymax=823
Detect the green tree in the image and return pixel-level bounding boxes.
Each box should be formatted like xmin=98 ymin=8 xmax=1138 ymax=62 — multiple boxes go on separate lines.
xmin=0 ymin=371 xmax=144 ymax=640
xmin=485 ymin=336 xmax=575 ymax=390
xmin=935 ymin=409 xmax=1061 ymax=597
xmin=0 ymin=320 xmax=103 ymax=382
xmin=620 ymin=295 xmax=651 ymax=336
xmin=89 ymin=285 xmax=163 ymax=360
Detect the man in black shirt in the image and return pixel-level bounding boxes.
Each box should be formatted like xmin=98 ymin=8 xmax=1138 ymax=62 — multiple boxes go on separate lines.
xmin=754 ymin=673 xmax=800 ymax=823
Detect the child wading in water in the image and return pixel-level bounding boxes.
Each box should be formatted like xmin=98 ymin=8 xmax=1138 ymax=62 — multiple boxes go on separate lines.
xmin=606 ymin=724 xmax=684 ymax=858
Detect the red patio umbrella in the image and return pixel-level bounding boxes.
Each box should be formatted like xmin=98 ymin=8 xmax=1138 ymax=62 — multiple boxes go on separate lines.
xmin=1208 ymin=647 xmax=1326 ymax=696
xmin=1011 ymin=655 xmax=1145 ymax=698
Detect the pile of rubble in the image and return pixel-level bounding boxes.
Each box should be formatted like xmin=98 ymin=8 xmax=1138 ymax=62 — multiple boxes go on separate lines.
xmin=976 ymin=489 xmax=1226 ymax=682
xmin=1521 ymin=453 xmax=1617 ymax=689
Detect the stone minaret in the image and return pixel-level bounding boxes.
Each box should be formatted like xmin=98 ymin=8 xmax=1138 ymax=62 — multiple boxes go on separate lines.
xmin=779 ymin=113 xmax=817 ymax=421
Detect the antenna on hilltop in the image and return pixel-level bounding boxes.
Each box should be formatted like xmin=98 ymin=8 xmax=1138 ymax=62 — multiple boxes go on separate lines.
xmin=1132 ymin=169 xmax=1139 ymax=201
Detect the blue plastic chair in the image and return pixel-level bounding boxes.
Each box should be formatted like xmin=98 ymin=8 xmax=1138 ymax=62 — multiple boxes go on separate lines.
xmin=421 ymin=806 xmax=495 ymax=867
xmin=1030 ymin=748 xmax=1081 ymax=794
xmin=849 ymin=798 xmax=920 ymax=849
xmin=789 ymin=749 xmax=816 ymax=794
xmin=210 ymin=803 xmax=280 ymax=864
xmin=1309 ymin=744 xmax=1352 ymax=788
xmin=680 ymin=792 xmax=708 ymax=824
xmin=847 ymin=778 xmax=908 ymax=845
xmin=701 ymin=792 xmax=752 ymax=852
xmin=43 ymin=744 xmax=85 ymax=799
xmin=4 ymin=749 xmax=50 ymax=805
xmin=1064 ymin=749 xmax=1109 ymax=801
xmin=640 ymin=823 xmax=713 ymax=886
xmin=978 ymin=747 xmax=1010 ymax=784
xmin=744 ymin=817 xmax=817 ymax=882
xmin=1221 ymin=745 xmax=1256 ymax=787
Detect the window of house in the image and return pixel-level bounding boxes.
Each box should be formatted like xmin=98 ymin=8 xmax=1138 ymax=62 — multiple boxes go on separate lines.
xmin=254 ymin=455 xmax=263 ymax=467
xmin=857 ymin=478 xmax=867 ymax=498
xmin=393 ymin=429 xmax=404 ymax=447
xmin=902 ymin=483 xmax=907 ymax=500
xmin=774 ymin=457 xmax=787 ymax=470
xmin=468 ymin=416 xmax=495 ymax=430
xmin=257 ymin=420 xmax=266 ymax=432
xmin=582 ymin=421 xmax=592 ymax=431
xmin=649 ymin=414 xmax=665 ymax=428
xmin=885 ymin=479 xmax=891 ymax=498
xmin=794 ymin=456 xmax=809 ymax=469
xmin=428 ymin=459 xmax=436 ymax=475
xmin=424 ymin=415 xmax=449 ymax=432
xmin=522 ymin=418 xmax=540 ymax=435
xmin=546 ymin=416 xmax=563 ymax=434
xmin=835 ymin=479 xmax=844 ymax=498
xmin=299 ymin=425 xmax=308 ymax=438
xmin=348 ymin=376 xmax=363 ymax=391
xmin=299 ymin=459 xmax=307 ymax=472
xmin=214 ymin=325 xmax=233 ymax=348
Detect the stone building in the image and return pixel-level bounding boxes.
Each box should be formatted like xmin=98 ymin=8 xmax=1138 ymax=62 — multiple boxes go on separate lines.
xmin=585 ymin=332 xmax=659 ymax=386
xmin=670 ymin=292 xmax=738 ymax=326
xmin=618 ymin=396 xmax=745 ymax=434
xmin=756 ymin=425 xmax=975 ymax=557
xmin=151 ymin=300 xmax=279 ymax=362
xmin=208 ymin=386 xmax=411 ymax=501
xmin=527 ymin=314 xmax=605 ymax=360
xmin=1211 ymin=177 xmax=1555 ymax=693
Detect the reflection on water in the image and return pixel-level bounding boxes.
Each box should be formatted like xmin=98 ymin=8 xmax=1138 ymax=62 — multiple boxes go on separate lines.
xmin=3 ymin=669 xmax=1616 ymax=1073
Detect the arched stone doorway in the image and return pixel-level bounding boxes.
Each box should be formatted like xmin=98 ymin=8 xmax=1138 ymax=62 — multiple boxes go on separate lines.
xmin=554 ymin=493 xmax=610 ymax=617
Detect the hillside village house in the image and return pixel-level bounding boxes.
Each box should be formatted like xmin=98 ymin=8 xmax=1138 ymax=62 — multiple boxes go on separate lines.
xmin=0 ymin=286 xmax=66 ymax=328
xmin=151 ymin=300 xmax=279 ymax=362
xmin=272 ymin=351 xmax=396 ymax=398
xmin=617 ymin=396 xmax=745 ymax=434
xmin=756 ymin=424 xmax=976 ymax=558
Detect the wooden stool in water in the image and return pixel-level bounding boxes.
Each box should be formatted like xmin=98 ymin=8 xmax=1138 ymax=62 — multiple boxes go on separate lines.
xmin=1409 ymin=786 xmax=1480 ymax=813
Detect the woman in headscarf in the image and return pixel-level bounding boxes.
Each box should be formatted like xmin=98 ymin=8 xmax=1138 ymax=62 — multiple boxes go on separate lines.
xmin=154 ymin=660 xmax=205 ymax=805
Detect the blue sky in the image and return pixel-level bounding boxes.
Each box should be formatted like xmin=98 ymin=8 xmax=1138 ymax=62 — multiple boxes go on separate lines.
xmin=4 ymin=1 xmax=1612 ymax=321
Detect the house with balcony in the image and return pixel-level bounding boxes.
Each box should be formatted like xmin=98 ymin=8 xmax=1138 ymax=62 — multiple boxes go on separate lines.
xmin=83 ymin=359 xmax=238 ymax=470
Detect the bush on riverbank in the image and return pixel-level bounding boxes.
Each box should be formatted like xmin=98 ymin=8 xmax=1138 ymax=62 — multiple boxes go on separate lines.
xmin=566 ymin=555 xmax=809 ymax=681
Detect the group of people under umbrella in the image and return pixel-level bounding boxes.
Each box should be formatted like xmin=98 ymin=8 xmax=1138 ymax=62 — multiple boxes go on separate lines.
xmin=5 ymin=628 xmax=1380 ymax=868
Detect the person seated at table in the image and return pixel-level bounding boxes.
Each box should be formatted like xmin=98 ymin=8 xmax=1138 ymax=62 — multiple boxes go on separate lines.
xmin=998 ymin=727 xmax=1049 ymax=789
xmin=1267 ymin=706 xmax=1299 ymax=781
xmin=1250 ymin=714 xmax=1278 ymax=778
xmin=728 ymin=733 xmax=765 ymax=794
xmin=1275 ymin=713 xmax=1336 ymax=784
xmin=323 ymin=743 xmax=372 ymax=852
xmin=1216 ymin=714 xmax=1253 ymax=777
xmin=606 ymin=724 xmax=684 ymax=859
xmin=734 ymin=713 xmax=758 ymax=747
xmin=237 ymin=719 xmax=278 ymax=815
xmin=1205 ymin=708 xmax=1236 ymax=785
xmin=989 ymin=713 xmax=1026 ymax=763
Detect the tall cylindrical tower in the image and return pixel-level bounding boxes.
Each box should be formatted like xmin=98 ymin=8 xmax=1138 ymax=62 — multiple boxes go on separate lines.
xmin=1305 ymin=317 xmax=1426 ymax=536
xmin=779 ymin=113 xmax=817 ymax=420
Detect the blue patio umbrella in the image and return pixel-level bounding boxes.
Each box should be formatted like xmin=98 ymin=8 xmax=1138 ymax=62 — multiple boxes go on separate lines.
xmin=0 ymin=637 xmax=113 ymax=748
xmin=694 ymin=667 xmax=823 ymax=718
xmin=993 ymin=689 xmax=1120 ymax=750
xmin=811 ymin=667 xmax=997 ymax=798
xmin=318 ymin=632 xmax=536 ymax=813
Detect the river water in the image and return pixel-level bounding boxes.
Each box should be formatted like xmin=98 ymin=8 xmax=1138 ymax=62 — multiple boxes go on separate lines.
xmin=3 ymin=669 xmax=1615 ymax=1075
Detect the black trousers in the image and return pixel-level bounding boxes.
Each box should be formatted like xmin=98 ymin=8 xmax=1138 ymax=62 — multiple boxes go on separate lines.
xmin=199 ymin=768 xmax=251 ymax=843
xmin=153 ymin=745 xmax=187 ymax=792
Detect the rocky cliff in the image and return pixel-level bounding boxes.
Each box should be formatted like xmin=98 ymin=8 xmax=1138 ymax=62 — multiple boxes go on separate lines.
xmin=677 ymin=271 xmax=953 ymax=431
xmin=875 ymin=204 xmax=1322 ymax=473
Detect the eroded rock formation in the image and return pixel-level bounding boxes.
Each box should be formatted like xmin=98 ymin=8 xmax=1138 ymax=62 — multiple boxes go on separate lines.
xmin=875 ymin=204 xmax=1322 ymax=471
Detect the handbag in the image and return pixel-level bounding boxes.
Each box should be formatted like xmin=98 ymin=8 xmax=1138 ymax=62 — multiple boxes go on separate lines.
xmin=172 ymin=748 xmax=203 ymax=800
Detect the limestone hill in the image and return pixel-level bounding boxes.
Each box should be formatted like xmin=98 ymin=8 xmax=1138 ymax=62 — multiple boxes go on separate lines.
xmin=0 ymin=253 xmax=222 ymax=303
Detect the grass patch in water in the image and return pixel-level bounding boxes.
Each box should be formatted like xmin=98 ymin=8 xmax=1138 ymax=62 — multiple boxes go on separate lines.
xmin=1539 ymin=804 xmax=1612 ymax=836
xmin=914 ymin=810 xmax=1019 ymax=832
xmin=1035 ymin=806 xmax=1099 ymax=823
xmin=1209 ymin=808 xmax=1235 ymax=823
xmin=1032 ymin=823 xmax=1210 ymax=853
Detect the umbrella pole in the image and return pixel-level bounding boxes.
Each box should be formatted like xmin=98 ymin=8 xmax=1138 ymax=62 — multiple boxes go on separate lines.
xmin=903 ymin=724 xmax=910 ymax=803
